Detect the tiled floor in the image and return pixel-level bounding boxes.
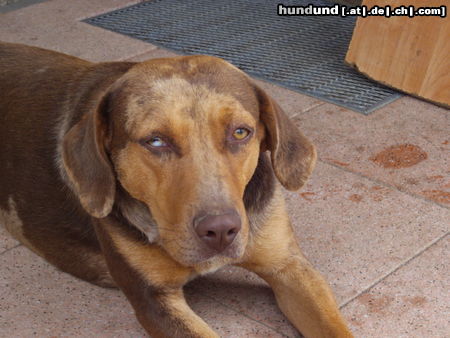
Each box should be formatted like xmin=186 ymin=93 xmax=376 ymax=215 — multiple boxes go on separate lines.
xmin=0 ymin=1 xmax=449 ymax=337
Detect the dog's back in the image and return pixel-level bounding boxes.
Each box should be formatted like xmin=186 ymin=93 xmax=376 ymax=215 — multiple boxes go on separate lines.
xmin=0 ymin=42 xmax=90 ymax=107
xmin=0 ymin=42 xmax=131 ymax=286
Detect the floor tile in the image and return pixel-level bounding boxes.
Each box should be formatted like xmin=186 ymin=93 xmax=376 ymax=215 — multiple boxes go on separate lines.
xmin=294 ymin=97 xmax=450 ymax=207
xmin=0 ymin=246 xmax=146 ymax=337
xmin=285 ymin=161 xmax=449 ymax=303
xmin=251 ymin=79 xmax=324 ymax=117
xmin=126 ymin=47 xmax=180 ymax=61
xmin=0 ymin=246 xmax=283 ymax=337
xmin=186 ymin=266 xmax=300 ymax=337
xmin=0 ymin=0 xmax=49 ymax=14
xmin=0 ymin=0 xmax=155 ymax=62
xmin=2 ymin=0 xmax=138 ymax=20
xmin=0 ymin=226 xmax=19 ymax=255
xmin=342 ymin=235 xmax=449 ymax=337
xmin=186 ymin=291 xmax=287 ymax=338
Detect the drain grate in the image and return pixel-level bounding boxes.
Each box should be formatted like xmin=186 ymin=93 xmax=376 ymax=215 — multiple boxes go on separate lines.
xmin=84 ymin=0 xmax=402 ymax=114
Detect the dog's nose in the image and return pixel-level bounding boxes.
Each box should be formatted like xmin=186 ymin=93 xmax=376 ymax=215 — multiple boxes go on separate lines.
xmin=194 ymin=211 xmax=241 ymax=252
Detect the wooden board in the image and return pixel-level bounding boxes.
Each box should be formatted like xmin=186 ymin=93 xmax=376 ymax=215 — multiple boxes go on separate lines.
xmin=346 ymin=0 xmax=450 ymax=107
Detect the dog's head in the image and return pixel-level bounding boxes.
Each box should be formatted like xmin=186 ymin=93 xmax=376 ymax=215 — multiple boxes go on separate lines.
xmin=62 ymin=56 xmax=316 ymax=267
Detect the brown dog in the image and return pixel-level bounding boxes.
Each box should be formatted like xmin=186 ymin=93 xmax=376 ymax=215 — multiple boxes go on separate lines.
xmin=0 ymin=42 xmax=353 ymax=337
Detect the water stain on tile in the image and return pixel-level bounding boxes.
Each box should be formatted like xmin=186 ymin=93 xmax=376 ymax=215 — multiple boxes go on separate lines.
xmin=352 ymin=182 xmax=366 ymax=189
xmin=326 ymin=159 xmax=350 ymax=167
xmin=349 ymin=316 xmax=364 ymax=327
xmin=358 ymin=293 xmax=394 ymax=314
xmin=405 ymin=177 xmax=419 ymax=185
xmin=348 ymin=194 xmax=363 ymax=202
xmin=299 ymin=182 xmax=393 ymax=204
xmin=421 ymin=190 xmax=450 ymax=205
xmin=372 ymin=195 xmax=384 ymax=202
xmin=426 ymin=175 xmax=444 ymax=182
xmin=299 ymin=192 xmax=315 ymax=201
xmin=353 ymin=184 xmax=390 ymax=202
xmin=403 ymin=295 xmax=427 ymax=307
xmin=370 ymin=144 xmax=428 ymax=169
xmin=368 ymin=186 xmax=389 ymax=202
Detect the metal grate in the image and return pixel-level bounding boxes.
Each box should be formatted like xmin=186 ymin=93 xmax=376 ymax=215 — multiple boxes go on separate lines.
xmin=84 ymin=0 xmax=402 ymax=114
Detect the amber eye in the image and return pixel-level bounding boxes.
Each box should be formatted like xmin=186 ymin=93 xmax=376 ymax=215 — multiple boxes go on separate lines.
xmin=232 ymin=127 xmax=250 ymax=140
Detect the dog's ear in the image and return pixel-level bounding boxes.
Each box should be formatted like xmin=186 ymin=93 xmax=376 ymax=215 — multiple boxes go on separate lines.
xmin=62 ymin=92 xmax=115 ymax=218
xmin=254 ymin=84 xmax=316 ymax=190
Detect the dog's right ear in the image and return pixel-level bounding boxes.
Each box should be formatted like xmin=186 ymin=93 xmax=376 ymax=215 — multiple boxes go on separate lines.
xmin=62 ymin=91 xmax=116 ymax=218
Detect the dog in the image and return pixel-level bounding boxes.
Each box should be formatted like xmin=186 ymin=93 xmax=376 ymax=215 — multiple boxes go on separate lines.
xmin=0 ymin=42 xmax=353 ymax=337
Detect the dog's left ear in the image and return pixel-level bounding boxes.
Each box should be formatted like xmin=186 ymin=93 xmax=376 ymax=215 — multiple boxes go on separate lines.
xmin=62 ymin=92 xmax=115 ymax=218
xmin=254 ymin=84 xmax=317 ymax=190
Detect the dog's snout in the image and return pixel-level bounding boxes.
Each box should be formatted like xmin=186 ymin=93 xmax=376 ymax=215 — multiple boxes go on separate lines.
xmin=194 ymin=211 xmax=241 ymax=252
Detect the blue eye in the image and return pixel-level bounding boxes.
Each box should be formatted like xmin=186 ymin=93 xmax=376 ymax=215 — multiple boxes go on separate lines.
xmin=148 ymin=136 xmax=167 ymax=147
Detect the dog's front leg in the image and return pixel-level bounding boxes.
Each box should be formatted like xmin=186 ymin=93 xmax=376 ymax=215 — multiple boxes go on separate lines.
xmin=94 ymin=217 xmax=218 ymax=338
xmin=239 ymin=201 xmax=353 ymax=338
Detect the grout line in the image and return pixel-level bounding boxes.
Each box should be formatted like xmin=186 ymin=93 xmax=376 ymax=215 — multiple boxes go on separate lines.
xmin=117 ymin=45 xmax=160 ymax=61
xmin=0 ymin=243 xmax=22 ymax=256
xmin=76 ymin=1 xmax=141 ymax=21
xmin=339 ymin=232 xmax=449 ymax=309
xmin=290 ymin=102 xmax=326 ymax=119
xmin=0 ymin=0 xmax=48 ymax=14
xmin=200 ymin=293 xmax=292 ymax=337
xmin=321 ymin=158 xmax=450 ymax=211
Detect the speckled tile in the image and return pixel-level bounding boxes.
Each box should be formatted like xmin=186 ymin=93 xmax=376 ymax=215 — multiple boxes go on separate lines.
xmin=251 ymin=79 xmax=324 ymax=117
xmin=4 ymin=0 xmax=140 ymax=19
xmin=186 ymin=291 xmax=287 ymax=338
xmin=285 ymin=161 xmax=449 ymax=303
xmin=294 ymin=97 xmax=450 ymax=206
xmin=0 ymin=246 xmax=285 ymax=337
xmin=185 ymin=160 xmax=449 ymax=337
xmin=186 ymin=266 xmax=300 ymax=337
xmin=125 ymin=47 xmax=180 ymax=62
xmin=0 ymin=246 xmax=147 ymax=337
xmin=0 ymin=225 xmax=19 ymax=255
xmin=0 ymin=0 xmax=156 ymax=62
xmin=342 ymin=235 xmax=449 ymax=337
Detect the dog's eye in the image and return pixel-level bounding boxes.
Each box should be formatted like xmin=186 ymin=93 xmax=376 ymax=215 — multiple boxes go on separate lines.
xmin=141 ymin=135 xmax=180 ymax=157
xmin=147 ymin=136 xmax=167 ymax=148
xmin=232 ymin=127 xmax=251 ymax=140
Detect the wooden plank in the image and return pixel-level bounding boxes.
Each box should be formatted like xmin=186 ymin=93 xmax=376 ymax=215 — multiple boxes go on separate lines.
xmin=346 ymin=0 xmax=450 ymax=107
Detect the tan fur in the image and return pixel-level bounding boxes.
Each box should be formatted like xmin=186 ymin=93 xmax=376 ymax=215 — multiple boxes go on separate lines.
xmin=104 ymin=220 xmax=193 ymax=288
xmin=240 ymin=187 xmax=353 ymax=338
xmin=160 ymin=290 xmax=219 ymax=338
xmin=110 ymin=74 xmax=261 ymax=266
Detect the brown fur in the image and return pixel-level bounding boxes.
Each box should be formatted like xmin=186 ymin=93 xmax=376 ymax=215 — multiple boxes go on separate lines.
xmin=0 ymin=42 xmax=352 ymax=337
